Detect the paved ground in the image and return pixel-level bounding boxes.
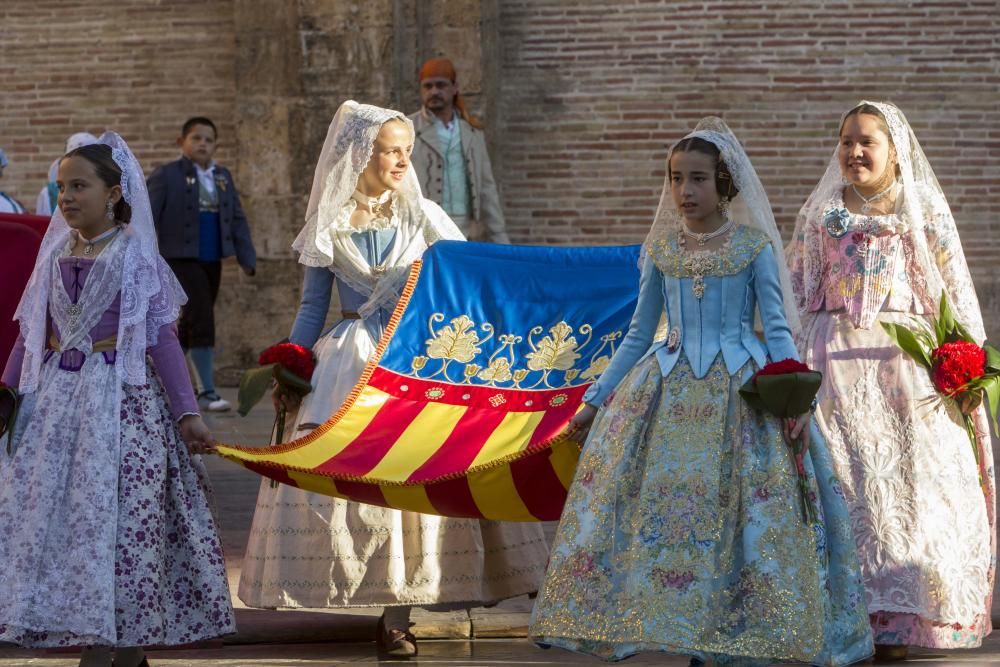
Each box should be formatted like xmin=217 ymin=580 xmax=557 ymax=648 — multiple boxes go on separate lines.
xmin=198 ymin=391 xmax=557 ymax=646
xmin=4 ymin=388 xmax=1000 ymax=665
xmin=9 ymin=636 xmax=1000 ymax=665
xmin=0 ymin=640 xmax=688 ymax=666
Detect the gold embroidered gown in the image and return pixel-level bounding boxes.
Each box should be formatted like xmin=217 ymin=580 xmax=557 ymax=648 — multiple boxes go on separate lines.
xmin=530 ymin=226 xmax=873 ymax=665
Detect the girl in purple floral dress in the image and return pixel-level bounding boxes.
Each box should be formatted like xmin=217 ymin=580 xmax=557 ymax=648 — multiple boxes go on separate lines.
xmin=0 ymin=134 xmax=236 ymax=667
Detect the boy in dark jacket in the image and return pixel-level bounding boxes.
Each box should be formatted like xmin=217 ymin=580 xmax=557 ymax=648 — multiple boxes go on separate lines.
xmin=148 ymin=117 xmax=256 ymax=411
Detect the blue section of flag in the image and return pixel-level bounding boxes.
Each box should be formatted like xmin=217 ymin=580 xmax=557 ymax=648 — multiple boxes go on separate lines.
xmin=380 ymin=241 xmax=642 ymax=389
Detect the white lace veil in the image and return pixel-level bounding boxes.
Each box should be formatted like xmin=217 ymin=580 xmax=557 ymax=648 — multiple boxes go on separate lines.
xmin=14 ymin=131 xmax=186 ymax=392
xmin=292 ymin=100 xmax=464 ymax=317
xmin=788 ymin=101 xmax=984 ymax=340
xmin=645 ymin=117 xmax=800 ymax=332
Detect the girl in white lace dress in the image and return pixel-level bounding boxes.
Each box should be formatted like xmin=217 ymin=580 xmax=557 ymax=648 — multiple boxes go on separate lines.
xmin=0 ymin=134 xmax=235 ymax=667
xmin=787 ymin=101 xmax=995 ymax=656
xmin=238 ymin=101 xmax=550 ymax=658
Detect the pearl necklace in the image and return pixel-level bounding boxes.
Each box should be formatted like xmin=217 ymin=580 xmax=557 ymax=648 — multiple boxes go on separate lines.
xmin=77 ymin=225 xmax=121 ymax=256
xmin=679 ymin=218 xmax=735 ymax=247
xmin=852 ymin=182 xmax=896 ymax=214
xmin=677 ymin=218 xmax=734 ymax=300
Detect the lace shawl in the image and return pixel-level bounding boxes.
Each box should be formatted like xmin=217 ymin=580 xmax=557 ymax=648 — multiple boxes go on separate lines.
xmin=14 ymin=132 xmax=186 ymax=392
xmin=787 ymin=101 xmax=985 ymax=340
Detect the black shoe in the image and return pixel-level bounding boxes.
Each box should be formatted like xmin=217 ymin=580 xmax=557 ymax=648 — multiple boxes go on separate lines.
xmin=874 ymin=644 xmax=909 ymax=662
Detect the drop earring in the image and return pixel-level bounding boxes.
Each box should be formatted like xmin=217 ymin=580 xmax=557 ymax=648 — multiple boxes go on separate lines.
xmin=717 ymin=196 xmax=731 ymax=219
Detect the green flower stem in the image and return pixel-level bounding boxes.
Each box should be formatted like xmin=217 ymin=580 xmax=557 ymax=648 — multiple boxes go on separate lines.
xmin=789 ymin=437 xmax=819 ymax=524
xmin=964 ymin=412 xmax=981 ymax=477
xmin=269 ymin=408 xmax=288 ymax=489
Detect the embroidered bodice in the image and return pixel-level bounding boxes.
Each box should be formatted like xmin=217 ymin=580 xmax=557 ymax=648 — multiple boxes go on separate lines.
xmin=811 ymin=193 xmax=919 ymax=329
xmin=651 ymin=223 xmax=771 ymax=278
xmin=584 ymin=225 xmax=799 ymax=407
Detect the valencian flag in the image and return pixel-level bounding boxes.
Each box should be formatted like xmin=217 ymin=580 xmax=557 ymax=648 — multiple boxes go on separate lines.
xmin=217 ymin=241 xmax=640 ymax=521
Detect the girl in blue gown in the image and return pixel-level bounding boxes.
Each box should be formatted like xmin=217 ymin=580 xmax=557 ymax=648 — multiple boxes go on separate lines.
xmin=529 ymin=118 xmax=874 ymax=666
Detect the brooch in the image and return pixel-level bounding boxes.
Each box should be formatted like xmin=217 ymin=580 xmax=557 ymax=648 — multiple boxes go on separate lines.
xmin=824 ymin=207 xmax=851 ymax=238
xmin=666 ymin=326 xmax=681 ymax=352
xmin=185 ymin=176 xmax=196 ymax=187
xmin=215 ymin=176 xmax=228 ymax=192
xmin=681 ymin=254 xmax=717 ymax=300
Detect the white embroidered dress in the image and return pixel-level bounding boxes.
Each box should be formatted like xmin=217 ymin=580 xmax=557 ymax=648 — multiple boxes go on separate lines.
xmin=787 ymin=102 xmax=995 ymax=648
xmin=238 ymin=101 xmax=549 ymax=609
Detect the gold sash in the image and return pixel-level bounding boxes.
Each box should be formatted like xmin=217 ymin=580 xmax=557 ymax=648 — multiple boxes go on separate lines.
xmin=48 ymin=334 xmax=118 ymax=354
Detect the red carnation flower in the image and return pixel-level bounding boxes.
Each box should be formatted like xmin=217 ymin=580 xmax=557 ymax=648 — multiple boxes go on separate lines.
xmin=239 ymin=343 xmax=317 ymax=421
xmin=259 ymin=343 xmax=315 ymax=382
xmin=931 ymin=341 xmax=985 ymax=396
xmin=753 ymin=358 xmax=811 ymax=385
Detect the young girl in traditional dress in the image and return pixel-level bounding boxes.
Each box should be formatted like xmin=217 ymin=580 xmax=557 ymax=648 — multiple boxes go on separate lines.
xmin=239 ymin=101 xmax=550 ymax=658
xmin=787 ymin=101 xmax=995 ymax=658
xmin=0 ymin=134 xmax=236 ymax=667
xmin=529 ymin=118 xmax=873 ymax=665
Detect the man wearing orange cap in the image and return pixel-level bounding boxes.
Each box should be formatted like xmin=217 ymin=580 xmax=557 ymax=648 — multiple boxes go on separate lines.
xmin=409 ymin=57 xmax=510 ymax=243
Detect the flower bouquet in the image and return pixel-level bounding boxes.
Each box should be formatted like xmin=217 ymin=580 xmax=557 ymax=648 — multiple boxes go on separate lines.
xmin=881 ymin=292 xmax=1000 ymax=466
xmin=0 ymin=383 xmax=19 ymax=455
xmin=238 ymin=343 xmax=316 ymax=444
xmin=739 ymin=358 xmax=823 ymax=523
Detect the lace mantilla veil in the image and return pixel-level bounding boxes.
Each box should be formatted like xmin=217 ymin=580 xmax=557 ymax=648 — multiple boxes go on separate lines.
xmin=292 ymin=100 xmax=464 ymax=318
xmin=645 ymin=117 xmax=800 ymax=332
xmin=788 ymin=100 xmax=985 ymax=341
xmin=14 ymin=132 xmax=186 ymax=393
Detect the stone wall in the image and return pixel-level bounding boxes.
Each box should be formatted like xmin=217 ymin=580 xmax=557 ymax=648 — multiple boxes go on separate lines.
xmin=218 ymin=0 xmax=403 ymax=376
xmin=2 ymin=1 xmax=998 ymax=376
xmin=216 ymin=0 xmax=488 ymax=378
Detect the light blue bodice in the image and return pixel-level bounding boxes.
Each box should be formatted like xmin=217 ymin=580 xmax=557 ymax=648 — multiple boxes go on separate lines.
xmin=583 ymin=225 xmax=799 ymax=407
xmin=289 ymin=228 xmax=398 ymax=347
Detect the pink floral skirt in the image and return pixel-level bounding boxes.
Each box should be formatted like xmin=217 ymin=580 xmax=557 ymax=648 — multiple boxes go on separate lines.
xmin=800 ymin=309 xmax=995 ymax=648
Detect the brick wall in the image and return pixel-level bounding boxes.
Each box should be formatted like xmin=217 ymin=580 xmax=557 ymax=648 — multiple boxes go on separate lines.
xmin=2 ymin=0 xmax=999 ymax=369
xmin=496 ymin=0 xmax=1000 ymax=337
xmin=0 ymin=0 xmax=250 ymax=373
xmin=0 ymin=1 xmax=238 ymax=201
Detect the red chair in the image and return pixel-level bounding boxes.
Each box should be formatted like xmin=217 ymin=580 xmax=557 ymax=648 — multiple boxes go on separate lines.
xmin=0 ymin=212 xmax=49 ymax=239
xmin=0 ymin=220 xmax=44 ymax=367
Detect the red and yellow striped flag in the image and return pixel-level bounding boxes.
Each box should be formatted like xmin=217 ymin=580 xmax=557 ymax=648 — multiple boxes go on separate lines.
xmin=218 ymin=242 xmax=640 ymax=521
